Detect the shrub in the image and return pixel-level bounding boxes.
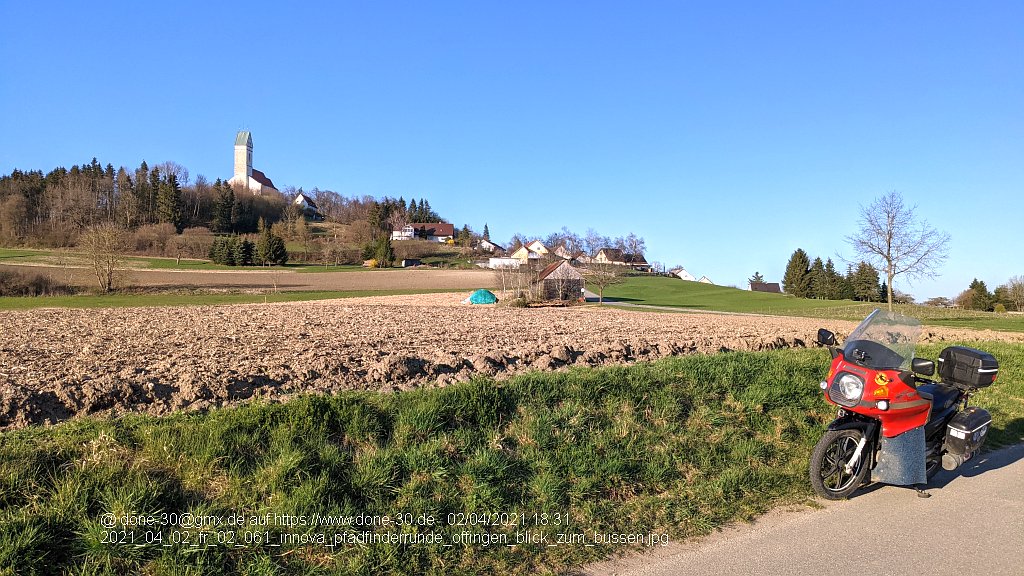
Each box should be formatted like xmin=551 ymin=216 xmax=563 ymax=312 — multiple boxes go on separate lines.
xmin=0 ymin=269 xmax=75 ymax=297
xmin=995 ymin=303 xmax=1007 ymax=314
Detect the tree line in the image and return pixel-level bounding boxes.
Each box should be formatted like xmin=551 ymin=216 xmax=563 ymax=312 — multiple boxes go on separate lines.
xmin=952 ymin=277 xmax=1024 ymax=312
xmin=781 ymin=248 xmax=899 ymax=303
xmin=0 ymin=159 xmax=449 ymax=256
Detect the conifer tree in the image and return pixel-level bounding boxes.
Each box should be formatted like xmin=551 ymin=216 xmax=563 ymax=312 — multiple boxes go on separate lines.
xmin=211 ymin=179 xmax=234 ymax=233
xmin=807 ymin=257 xmax=826 ymax=298
xmin=156 ymin=172 xmax=183 ymax=231
xmin=782 ymin=248 xmax=811 ymax=297
xmin=850 ymin=262 xmax=881 ymax=302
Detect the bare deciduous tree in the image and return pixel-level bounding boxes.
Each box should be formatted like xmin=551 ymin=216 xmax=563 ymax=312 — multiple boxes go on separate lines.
xmin=1006 ymin=276 xmax=1024 ymax=312
xmin=584 ymin=228 xmax=610 ymax=258
xmin=845 ymin=191 xmax=950 ymax=311
xmin=78 ymin=223 xmax=130 ymax=292
xmin=624 ymin=232 xmax=646 ymax=258
xmin=582 ymin=262 xmax=625 ymax=303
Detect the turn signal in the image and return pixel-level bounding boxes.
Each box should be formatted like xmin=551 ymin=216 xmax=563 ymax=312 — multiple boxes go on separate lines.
xmin=873 ymin=386 xmax=889 ymax=398
xmin=875 ymin=400 xmax=890 ymax=411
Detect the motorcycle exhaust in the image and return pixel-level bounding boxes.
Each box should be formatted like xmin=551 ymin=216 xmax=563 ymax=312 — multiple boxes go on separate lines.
xmin=942 ymin=451 xmax=973 ymax=471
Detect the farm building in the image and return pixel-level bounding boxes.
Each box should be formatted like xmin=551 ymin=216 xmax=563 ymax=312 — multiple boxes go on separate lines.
xmin=698 ymin=276 xmax=714 ymax=284
xmin=535 ymin=260 xmax=585 ymax=301
xmin=750 ymin=281 xmax=782 ymax=293
xmin=671 ymin=267 xmax=697 ymax=281
xmin=401 ymin=258 xmax=422 ymax=267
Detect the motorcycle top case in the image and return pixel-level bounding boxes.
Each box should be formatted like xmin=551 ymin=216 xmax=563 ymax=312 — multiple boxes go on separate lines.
xmin=944 ymin=407 xmax=992 ymax=456
xmin=937 ymin=346 xmax=998 ymax=389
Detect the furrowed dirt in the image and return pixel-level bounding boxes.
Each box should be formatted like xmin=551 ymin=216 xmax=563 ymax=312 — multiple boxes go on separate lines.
xmin=1 ymin=293 xmax=1020 ymax=430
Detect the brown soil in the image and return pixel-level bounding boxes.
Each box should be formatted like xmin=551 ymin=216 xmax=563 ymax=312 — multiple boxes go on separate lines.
xmin=1 ymin=293 xmax=1020 ymax=430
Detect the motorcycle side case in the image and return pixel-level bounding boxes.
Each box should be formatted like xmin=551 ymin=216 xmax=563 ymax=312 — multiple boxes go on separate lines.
xmin=944 ymin=407 xmax=992 ymax=456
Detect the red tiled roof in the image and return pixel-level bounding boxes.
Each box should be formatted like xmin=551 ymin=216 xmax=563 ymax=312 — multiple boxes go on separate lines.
xmin=410 ymin=222 xmax=455 ymax=237
xmin=251 ymin=168 xmax=277 ymax=190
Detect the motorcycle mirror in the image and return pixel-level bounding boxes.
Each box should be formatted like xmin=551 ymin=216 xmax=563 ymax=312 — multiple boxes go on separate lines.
xmin=816 ymin=328 xmax=836 ymax=347
xmin=912 ymin=357 xmax=935 ymax=376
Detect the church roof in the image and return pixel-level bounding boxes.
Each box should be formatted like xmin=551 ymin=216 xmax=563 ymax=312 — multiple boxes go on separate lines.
xmin=235 ymin=131 xmax=252 ymax=147
xmin=251 ymin=168 xmax=276 ymax=190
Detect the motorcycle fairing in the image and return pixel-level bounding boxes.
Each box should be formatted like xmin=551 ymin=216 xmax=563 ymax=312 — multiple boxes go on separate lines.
xmin=872 ymin=425 xmax=926 ymax=485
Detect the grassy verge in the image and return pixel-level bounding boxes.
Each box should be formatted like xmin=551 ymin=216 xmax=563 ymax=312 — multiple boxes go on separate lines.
xmin=0 ymin=289 xmax=454 ymax=311
xmin=2 ymin=343 xmax=1020 ymax=575
xmin=603 ymin=277 xmax=1024 ymax=332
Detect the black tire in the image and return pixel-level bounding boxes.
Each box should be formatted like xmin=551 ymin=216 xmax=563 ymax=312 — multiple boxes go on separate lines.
xmin=810 ymin=429 xmax=872 ymax=500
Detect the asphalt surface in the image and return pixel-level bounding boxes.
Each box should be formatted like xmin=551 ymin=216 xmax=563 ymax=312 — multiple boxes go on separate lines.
xmin=587 ymin=444 xmax=1024 ymax=576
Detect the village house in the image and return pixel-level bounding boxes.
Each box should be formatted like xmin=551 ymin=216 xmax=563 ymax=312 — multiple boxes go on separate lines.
xmin=477 ymin=238 xmax=504 ymax=253
xmin=509 ymin=240 xmax=548 ymax=264
xmin=594 ymin=248 xmax=651 ymax=272
xmin=391 ymin=223 xmax=455 ymax=242
xmin=292 ymin=192 xmax=322 ymax=219
xmin=671 ymin=267 xmax=697 ymax=281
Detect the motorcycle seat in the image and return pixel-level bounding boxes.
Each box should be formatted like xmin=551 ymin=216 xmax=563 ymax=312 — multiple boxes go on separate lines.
xmin=916 ymin=383 xmax=962 ymax=414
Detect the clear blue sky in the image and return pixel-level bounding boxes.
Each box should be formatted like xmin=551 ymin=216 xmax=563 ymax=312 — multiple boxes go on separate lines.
xmin=1 ymin=1 xmax=1021 ymax=299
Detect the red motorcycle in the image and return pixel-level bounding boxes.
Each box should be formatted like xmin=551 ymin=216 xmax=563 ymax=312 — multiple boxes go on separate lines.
xmin=810 ymin=309 xmax=998 ymax=499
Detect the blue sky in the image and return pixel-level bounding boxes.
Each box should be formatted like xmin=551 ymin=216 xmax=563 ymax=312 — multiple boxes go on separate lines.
xmin=1 ymin=1 xmax=1021 ymax=299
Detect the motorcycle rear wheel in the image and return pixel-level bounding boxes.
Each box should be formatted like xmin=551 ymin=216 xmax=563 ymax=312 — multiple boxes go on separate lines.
xmin=810 ymin=429 xmax=871 ymax=500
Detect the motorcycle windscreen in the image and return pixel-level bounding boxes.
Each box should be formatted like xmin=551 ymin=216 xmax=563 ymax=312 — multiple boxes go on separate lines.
xmin=872 ymin=425 xmax=926 ymax=486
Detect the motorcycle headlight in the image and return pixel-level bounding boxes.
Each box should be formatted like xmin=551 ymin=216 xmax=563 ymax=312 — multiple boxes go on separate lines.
xmin=837 ymin=373 xmax=864 ymax=401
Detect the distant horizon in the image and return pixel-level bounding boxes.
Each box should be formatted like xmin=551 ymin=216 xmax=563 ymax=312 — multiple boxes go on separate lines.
xmin=2 ymin=1 xmax=1021 ymax=300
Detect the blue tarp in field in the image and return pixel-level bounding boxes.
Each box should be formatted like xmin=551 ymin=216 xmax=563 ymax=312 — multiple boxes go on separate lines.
xmin=468 ymin=289 xmax=498 ymax=304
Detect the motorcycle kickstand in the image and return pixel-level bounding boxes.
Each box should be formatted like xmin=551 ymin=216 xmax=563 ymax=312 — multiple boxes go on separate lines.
xmin=915 ymin=485 xmax=931 ymax=498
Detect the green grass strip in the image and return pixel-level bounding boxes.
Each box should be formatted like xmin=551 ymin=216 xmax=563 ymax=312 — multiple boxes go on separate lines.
xmin=1 ymin=342 xmax=1020 ymax=574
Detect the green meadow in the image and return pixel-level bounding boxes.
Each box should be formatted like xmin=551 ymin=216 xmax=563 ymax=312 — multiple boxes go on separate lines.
xmin=603 ymin=276 xmax=1024 ymax=332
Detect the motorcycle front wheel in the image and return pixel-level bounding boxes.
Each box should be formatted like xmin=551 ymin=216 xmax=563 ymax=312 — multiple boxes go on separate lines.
xmin=810 ymin=429 xmax=871 ymax=500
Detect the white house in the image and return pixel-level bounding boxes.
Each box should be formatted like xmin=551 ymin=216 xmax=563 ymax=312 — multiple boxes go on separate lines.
xmin=478 ymin=239 xmax=504 ymax=253
xmin=698 ymin=276 xmax=714 ymax=284
xmin=392 ymin=224 xmax=415 ymax=241
xmin=292 ymin=193 xmax=321 ymax=219
xmin=488 ymin=257 xmax=521 ymax=269
xmin=671 ymin=267 xmax=697 ymax=282
xmin=227 ymin=131 xmax=279 ymax=195
xmin=391 ymin=223 xmax=455 ymax=242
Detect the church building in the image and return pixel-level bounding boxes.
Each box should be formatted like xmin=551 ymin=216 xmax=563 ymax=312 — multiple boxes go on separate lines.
xmin=228 ymin=131 xmax=278 ymax=194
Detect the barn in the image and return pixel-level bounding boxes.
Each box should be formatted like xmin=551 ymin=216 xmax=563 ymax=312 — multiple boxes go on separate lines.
xmin=536 ymin=260 xmax=585 ymax=301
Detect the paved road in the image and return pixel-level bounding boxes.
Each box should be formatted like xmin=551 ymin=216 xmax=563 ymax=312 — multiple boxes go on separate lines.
xmin=587 ymin=444 xmax=1024 ymax=576
xmin=583 ymin=290 xmax=766 ymax=316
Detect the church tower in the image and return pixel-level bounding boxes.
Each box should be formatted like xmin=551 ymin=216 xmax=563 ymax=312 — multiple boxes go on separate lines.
xmin=228 ymin=130 xmax=277 ymax=194
xmin=234 ymin=131 xmax=253 ymax=180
